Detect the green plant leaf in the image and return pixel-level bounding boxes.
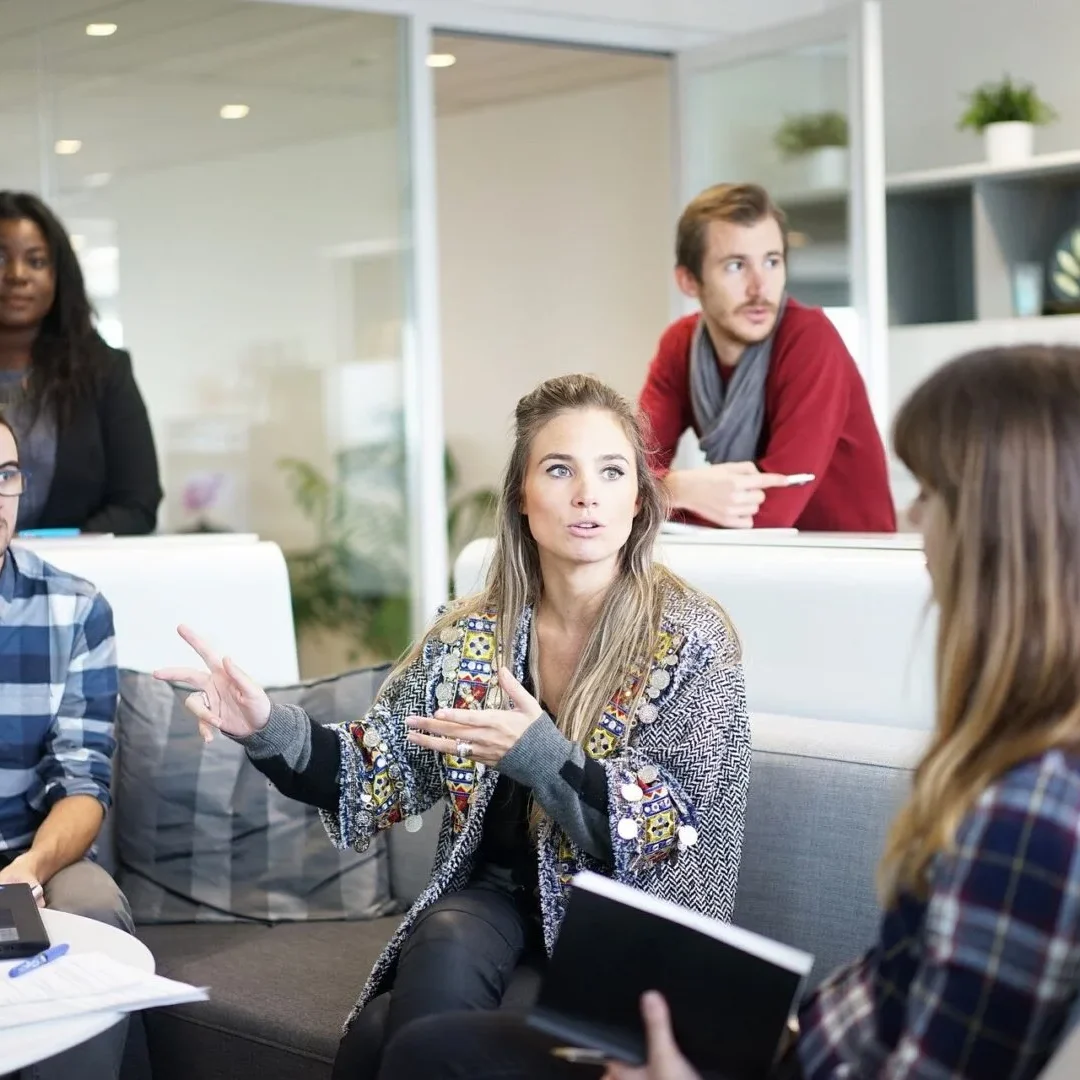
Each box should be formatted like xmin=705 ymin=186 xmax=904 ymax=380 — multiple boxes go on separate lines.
xmin=279 ymin=444 xmax=497 ymax=664
xmin=957 ymin=75 xmax=1057 ymax=131
xmin=774 ymin=111 xmax=848 ymax=158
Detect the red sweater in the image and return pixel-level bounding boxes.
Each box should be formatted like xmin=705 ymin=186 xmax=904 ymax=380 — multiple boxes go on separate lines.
xmin=639 ymin=300 xmax=896 ymax=532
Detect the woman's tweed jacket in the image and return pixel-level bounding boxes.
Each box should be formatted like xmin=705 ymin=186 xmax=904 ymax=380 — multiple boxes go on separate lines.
xmin=320 ymin=584 xmax=751 ymax=1028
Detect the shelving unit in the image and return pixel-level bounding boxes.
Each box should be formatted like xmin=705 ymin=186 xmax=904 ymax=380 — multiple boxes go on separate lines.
xmin=885 ymin=150 xmax=1080 ymax=327
xmin=775 ymin=150 xmax=1080 ymax=331
xmin=772 ymin=186 xmax=851 ymax=308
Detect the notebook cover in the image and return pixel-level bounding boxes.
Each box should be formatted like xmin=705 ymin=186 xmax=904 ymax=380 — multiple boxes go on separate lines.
xmin=527 ymin=872 xmax=813 ymax=1079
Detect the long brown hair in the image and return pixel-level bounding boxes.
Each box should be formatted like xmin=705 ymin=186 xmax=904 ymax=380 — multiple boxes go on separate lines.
xmin=879 ymin=345 xmax=1080 ymax=902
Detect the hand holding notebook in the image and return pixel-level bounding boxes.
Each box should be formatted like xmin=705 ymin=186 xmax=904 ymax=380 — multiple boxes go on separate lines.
xmin=528 ymin=872 xmax=812 ymax=1079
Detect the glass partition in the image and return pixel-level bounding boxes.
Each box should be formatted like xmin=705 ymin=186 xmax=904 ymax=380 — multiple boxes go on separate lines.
xmin=16 ymin=2 xmax=420 ymax=674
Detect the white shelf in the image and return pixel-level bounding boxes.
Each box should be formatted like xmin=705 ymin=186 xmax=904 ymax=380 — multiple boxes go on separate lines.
xmin=888 ymin=149 xmax=1080 ymax=193
xmin=890 ymin=313 xmax=1080 ymax=337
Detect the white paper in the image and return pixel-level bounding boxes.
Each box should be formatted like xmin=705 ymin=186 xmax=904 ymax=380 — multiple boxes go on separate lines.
xmin=0 ymin=952 xmax=207 ymax=1029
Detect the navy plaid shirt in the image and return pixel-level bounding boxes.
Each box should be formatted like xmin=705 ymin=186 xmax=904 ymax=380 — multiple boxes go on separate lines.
xmin=797 ymin=750 xmax=1080 ymax=1079
xmin=0 ymin=546 xmax=118 ymax=856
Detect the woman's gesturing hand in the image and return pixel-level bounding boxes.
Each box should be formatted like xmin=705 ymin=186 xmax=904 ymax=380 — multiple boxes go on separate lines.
xmin=405 ymin=667 xmax=543 ymax=766
xmin=153 ymin=624 xmax=271 ymax=743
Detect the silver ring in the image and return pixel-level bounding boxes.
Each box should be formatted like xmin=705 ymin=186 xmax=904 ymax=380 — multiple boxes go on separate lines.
xmin=455 ymin=740 xmax=472 ymax=758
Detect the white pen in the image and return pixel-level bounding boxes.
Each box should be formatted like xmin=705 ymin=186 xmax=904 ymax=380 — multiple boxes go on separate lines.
xmin=783 ymin=473 xmax=815 ymax=486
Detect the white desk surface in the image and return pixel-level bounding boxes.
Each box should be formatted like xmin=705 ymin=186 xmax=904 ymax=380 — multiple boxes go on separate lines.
xmin=658 ymin=525 xmax=923 ymax=550
xmin=0 ymin=909 xmax=155 ymax=1073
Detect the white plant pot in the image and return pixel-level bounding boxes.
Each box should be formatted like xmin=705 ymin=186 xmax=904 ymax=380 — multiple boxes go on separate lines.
xmin=804 ymin=145 xmax=849 ymax=189
xmin=983 ymin=121 xmax=1034 ymax=166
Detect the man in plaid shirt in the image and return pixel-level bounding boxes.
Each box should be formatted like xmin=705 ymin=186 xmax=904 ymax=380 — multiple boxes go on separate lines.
xmin=0 ymin=415 xmax=132 ymax=1080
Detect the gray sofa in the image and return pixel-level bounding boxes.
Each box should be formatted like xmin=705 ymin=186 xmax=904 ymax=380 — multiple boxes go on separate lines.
xmin=115 ymin=711 xmax=925 ymax=1080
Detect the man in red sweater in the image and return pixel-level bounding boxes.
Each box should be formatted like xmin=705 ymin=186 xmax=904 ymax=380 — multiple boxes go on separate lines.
xmin=639 ymin=183 xmax=896 ymax=532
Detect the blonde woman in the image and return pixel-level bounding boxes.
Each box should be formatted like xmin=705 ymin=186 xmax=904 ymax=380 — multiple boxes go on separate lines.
xmin=585 ymin=345 xmax=1080 ymax=1080
xmin=155 ymin=374 xmax=751 ymax=1079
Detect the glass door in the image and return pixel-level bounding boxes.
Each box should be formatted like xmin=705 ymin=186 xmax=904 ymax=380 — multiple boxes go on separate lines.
xmin=673 ymin=1 xmax=887 ymax=427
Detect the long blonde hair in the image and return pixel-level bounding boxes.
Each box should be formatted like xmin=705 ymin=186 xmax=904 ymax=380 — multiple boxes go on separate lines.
xmin=394 ymin=375 xmax=704 ymax=809
xmin=880 ymin=345 xmax=1080 ymax=903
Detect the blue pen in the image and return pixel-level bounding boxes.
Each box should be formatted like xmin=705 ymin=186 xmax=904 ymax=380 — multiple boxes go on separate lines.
xmin=8 ymin=942 xmax=69 ymax=978
xmin=18 ymin=528 xmax=81 ymax=539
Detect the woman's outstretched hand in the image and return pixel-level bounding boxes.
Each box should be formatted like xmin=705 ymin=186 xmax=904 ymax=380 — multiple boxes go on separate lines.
xmin=602 ymin=993 xmax=701 ymax=1080
xmin=153 ymin=624 xmax=271 ymax=743
xmin=405 ymin=667 xmax=542 ymax=766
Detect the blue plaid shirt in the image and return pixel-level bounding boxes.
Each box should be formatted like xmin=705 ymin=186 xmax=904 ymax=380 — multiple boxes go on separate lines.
xmin=0 ymin=546 xmax=118 ymax=856
xmin=797 ymin=750 xmax=1080 ymax=1079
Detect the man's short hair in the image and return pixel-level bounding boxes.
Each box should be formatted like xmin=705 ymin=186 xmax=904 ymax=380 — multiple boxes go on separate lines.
xmin=676 ymin=183 xmax=789 ymax=281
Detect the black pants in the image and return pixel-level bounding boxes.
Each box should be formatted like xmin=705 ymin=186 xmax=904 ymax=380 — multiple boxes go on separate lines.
xmin=332 ymin=882 xmax=543 ymax=1080
xmin=378 ymin=1009 xmax=603 ymax=1080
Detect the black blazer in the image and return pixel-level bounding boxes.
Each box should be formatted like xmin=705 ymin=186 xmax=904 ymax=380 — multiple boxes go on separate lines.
xmin=36 ymin=347 xmax=163 ymax=535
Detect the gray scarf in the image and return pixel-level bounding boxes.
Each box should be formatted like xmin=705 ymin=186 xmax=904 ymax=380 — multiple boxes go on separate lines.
xmin=689 ymin=296 xmax=788 ymax=463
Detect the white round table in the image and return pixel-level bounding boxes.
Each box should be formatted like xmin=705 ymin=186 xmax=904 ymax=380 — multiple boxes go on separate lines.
xmin=0 ymin=909 xmax=155 ymax=1073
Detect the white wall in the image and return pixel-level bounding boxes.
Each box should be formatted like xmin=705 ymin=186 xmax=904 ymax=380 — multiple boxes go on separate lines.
xmin=437 ymin=74 xmax=673 ymax=494
xmin=882 ymin=0 xmax=1080 ymax=174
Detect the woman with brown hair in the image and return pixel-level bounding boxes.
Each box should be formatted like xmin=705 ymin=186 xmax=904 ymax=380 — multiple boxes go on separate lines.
xmin=385 ymin=345 xmax=1080 ymax=1080
xmin=155 ymin=373 xmax=751 ymax=1078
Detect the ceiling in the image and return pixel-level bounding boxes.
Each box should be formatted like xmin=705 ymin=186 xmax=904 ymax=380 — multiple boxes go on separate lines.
xmin=0 ymin=0 xmax=668 ymax=196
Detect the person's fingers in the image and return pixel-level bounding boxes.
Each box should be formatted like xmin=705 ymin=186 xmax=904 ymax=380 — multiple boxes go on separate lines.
xmin=601 ymin=1066 xmax=643 ymax=1080
xmin=730 ymin=488 xmax=765 ymax=509
xmin=184 ymin=690 xmax=223 ymax=743
xmin=407 ymin=716 xmax=483 ymax=739
xmin=177 ymin=624 xmax=223 ymax=670
xmin=748 ymin=472 xmax=792 ymax=490
xmin=153 ymin=666 xmax=211 ymax=689
xmin=497 ymin=667 xmax=541 ymax=716
xmin=406 ymin=730 xmax=483 ymax=757
xmin=223 ymin=656 xmax=262 ymax=700
xmin=722 ymin=514 xmax=755 ymax=530
xmin=719 ymin=461 xmax=761 ymax=475
xmin=641 ymin=991 xmax=682 ymax=1063
xmin=423 ymin=709 xmax=483 ymax=728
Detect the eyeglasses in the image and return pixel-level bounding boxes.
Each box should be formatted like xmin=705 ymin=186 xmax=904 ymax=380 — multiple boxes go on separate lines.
xmin=0 ymin=468 xmax=28 ymax=497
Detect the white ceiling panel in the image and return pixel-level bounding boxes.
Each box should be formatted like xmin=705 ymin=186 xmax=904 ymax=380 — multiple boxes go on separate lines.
xmin=0 ymin=0 xmax=667 ymax=196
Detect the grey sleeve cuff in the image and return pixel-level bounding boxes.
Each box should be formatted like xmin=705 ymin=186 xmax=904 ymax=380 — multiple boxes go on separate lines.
xmin=497 ymin=714 xmax=575 ymax=786
xmin=235 ymin=703 xmax=312 ymax=770
xmin=497 ymin=716 xmax=612 ymax=863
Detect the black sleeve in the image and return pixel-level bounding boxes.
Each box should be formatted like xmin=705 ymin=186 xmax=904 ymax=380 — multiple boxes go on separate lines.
xmin=83 ymin=349 xmax=163 ymax=535
xmin=248 ymin=718 xmax=342 ymax=814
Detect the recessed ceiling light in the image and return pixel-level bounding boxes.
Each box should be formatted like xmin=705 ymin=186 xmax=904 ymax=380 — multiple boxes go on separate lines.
xmin=54 ymin=139 xmax=82 ymax=156
xmin=84 ymin=172 xmax=112 ymax=188
xmin=219 ymin=104 xmax=250 ymax=120
xmin=71 ymin=234 xmax=86 ymax=252
xmin=86 ymin=23 xmax=118 ymax=37
xmin=426 ymin=53 xmax=456 ymax=68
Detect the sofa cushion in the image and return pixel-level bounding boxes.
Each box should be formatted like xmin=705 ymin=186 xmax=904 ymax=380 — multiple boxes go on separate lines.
xmin=115 ymin=665 xmax=397 ymax=924
xmin=138 ymin=917 xmax=543 ymax=1080
xmin=734 ymin=713 xmax=927 ymax=989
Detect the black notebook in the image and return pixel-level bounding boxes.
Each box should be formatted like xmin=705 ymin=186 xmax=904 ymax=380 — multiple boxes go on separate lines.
xmin=528 ymin=871 xmax=813 ymax=1079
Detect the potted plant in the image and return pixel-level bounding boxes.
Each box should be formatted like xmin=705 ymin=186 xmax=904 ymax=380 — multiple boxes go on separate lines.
xmin=774 ymin=111 xmax=849 ymax=189
xmin=958 ymin=75 xmax=1056 ymax=166
xmin=279 ymin=445 xmax=497 ymax=676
